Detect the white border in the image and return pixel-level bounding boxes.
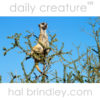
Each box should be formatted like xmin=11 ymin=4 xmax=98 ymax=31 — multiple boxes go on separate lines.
xmin=0 ymin=0 xmax=100 ymax=16
xmin=0 ymin=83 xmax=100 ymax=100
xmin=0 ymin=0 xmax=100 ymax=100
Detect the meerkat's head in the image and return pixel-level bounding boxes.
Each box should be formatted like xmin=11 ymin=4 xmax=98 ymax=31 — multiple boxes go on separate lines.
xmin=38 ymin=22 xmax=48 ymax=30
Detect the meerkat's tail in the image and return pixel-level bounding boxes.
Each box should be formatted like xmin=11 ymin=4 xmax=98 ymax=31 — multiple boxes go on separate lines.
xmin=35 ymin=61 xmax=42 ymax=73
xmin=35 ymin=61 xmax=48 ymax=79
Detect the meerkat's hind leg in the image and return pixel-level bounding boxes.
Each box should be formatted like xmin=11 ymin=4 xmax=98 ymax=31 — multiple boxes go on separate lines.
xmin=26 ymin=44 xmax=42 ymax=60
xmin=32 ymin=44 xmax=43 ymax=54
xmin=35 ymin=61 xmax=48 ymax=79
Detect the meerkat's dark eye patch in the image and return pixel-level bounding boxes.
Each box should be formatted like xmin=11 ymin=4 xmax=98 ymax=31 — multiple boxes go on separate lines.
xmin=41 ymin=23 xmax=45 ymax=25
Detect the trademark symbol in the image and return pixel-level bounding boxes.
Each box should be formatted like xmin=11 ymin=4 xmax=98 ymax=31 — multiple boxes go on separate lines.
xmin=87 ymin=1 xmax=94 ymax=5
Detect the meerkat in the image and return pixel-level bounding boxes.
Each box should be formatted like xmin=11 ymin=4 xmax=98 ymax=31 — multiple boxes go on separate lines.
xmin=27 ymin=22 xmax=49 ymax=76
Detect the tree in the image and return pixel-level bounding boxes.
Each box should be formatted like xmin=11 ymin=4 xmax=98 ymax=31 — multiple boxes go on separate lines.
xmin=2 ymin=18 xmax=100 ymax=83
xmin=3 ymin=31 xmax=70 ymax=83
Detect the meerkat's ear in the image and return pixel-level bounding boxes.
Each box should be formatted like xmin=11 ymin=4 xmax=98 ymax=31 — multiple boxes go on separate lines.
xmin=38 ymin=24 xmax=40 ymax=27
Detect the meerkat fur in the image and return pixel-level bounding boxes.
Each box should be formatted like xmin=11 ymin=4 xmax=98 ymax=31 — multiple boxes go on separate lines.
xmin=28 ymin=22 xmax=49 ymax=76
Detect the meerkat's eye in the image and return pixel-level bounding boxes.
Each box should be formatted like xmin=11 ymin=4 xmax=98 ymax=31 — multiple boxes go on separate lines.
xmin=41 ymin=23 xmax=45 ymax=25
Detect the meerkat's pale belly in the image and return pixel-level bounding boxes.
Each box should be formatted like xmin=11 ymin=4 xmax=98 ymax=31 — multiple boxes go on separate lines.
xmin=38 ymin=34 xmax=49 ymax=48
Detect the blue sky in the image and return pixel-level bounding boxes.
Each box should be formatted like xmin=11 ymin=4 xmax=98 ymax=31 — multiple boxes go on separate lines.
xmin=0 ymin=17 xmax=96 ymax=82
